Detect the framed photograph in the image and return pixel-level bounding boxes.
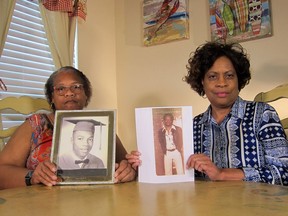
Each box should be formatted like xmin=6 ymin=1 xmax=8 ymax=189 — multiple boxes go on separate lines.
xmin=143 ymin=0 xmax=189 ymax=46
xmin=209 ymin=0 xmax=272 ymax=43
xmin=135 ymin=106 xmax=194 ymax=183
xmin=50 ymin=110 xmax=116 ymax=185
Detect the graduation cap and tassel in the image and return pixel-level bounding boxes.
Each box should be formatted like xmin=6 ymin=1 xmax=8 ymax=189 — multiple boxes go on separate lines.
xmin=66 ymin=119 xmax=106 ymax=150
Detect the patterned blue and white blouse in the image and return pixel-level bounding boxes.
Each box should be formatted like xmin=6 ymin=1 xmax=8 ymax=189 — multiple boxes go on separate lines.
xmin=193 ymin=97 xmax=288 ymax=185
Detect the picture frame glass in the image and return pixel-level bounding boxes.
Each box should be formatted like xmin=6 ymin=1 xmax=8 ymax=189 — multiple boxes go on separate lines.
xmin=50 ymin=110 xmax=116 ymax=185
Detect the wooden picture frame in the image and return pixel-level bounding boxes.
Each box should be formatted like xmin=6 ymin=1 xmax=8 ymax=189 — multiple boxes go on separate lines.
xmin=50 ymin=110 xmax=116 ymax=185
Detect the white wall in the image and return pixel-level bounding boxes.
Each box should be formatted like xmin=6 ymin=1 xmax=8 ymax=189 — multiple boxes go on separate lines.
xmin=80 ymin=0 xmax=288 ymax=152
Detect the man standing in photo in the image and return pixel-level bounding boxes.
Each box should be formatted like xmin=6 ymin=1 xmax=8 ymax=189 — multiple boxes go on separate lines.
xmin=158 ymin=113 xmax=184 ymax=175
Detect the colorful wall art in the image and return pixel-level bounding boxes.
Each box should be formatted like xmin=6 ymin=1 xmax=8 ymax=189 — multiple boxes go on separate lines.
xmin=209 ymin=0 xmax=272 ymax=43
xmin=143 ymin=0 xmax=189 ymax=46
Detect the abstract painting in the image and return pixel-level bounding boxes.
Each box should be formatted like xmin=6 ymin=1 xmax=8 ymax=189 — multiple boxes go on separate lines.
xmin=143 ymin=0 xmax=189 ymax=46
xmin=209 ymin=0 xmax=272 ymax=43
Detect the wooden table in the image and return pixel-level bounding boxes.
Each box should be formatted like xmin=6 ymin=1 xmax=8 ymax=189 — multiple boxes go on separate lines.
xmin=0 ymin=180 xmax=287 ymax=216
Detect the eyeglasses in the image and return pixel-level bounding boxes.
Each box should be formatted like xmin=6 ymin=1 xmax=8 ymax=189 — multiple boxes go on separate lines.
xmin=53 ymin=84 xmax=84 ymax=96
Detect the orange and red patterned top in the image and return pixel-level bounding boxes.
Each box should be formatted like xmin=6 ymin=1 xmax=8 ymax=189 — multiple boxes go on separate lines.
xmin=26 ymin=114 xmax=53 ymax=170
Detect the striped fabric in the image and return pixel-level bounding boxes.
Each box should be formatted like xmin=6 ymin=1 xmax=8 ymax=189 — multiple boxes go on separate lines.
xmin=234 ymin=0 xmax=249 ymax=32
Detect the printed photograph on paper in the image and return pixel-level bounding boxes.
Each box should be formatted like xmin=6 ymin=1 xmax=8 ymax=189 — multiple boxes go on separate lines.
xmin=135 ymin=106 xmax=194 ymax=183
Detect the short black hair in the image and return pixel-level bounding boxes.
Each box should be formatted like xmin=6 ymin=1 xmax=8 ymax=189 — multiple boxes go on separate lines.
xmin=184 ymin=42 xmax=251 ymax=96
xmin=163 ymin=113 xmax=174 ymax=121
xmin=45 ymin=66 xmax=92 ymax=111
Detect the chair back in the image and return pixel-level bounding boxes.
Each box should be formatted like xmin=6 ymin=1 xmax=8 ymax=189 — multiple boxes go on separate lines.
xmin=0 ymin=96 xmax=51 ymax=150
xmin=254 ymin=84 xmax=288 ymax=136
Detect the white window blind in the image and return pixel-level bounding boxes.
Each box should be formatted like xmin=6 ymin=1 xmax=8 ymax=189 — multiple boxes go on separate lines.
xmin=0 ymin=0 xmax=55 ymax=98
xmin=0 ymin=0 xmax=55 ymax=132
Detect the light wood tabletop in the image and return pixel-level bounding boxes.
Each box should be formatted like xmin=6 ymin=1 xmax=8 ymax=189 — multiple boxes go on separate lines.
xmin=0 ymin=180 xmax=287 ymax=216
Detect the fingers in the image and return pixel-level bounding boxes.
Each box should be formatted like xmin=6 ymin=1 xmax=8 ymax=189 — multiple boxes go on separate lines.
xmin=114 ymin=160 xmax=128 ymax=181
xmin=186 ymin=154 xmax=224 ymax=180
xmin=126 ymin=150 xmax=142 ymax=169
xmin=32 ymin=161 xmax=58 ymax=186
xmin=130 ymin=150 xmax=141 ymax=156
xmin=131 ymin=163 xmax=140 ymax=170
xmin=114 ymin=160 xmax=136 ymax=183
xmin=115 ymin=163 xmax=119 ymax=170
xmin=194 ymin=162 xmax=208 ymax=173
xmin=186 ymin=154 xmax=211 ymax=171
xmin=126 ymin=156 xmax=141 ymax=169
xmin=125 ymin=150 xmax=141 ymax=160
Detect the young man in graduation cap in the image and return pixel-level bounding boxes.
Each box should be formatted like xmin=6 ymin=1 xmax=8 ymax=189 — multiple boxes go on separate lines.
xmin=58 ymin=119 xmax=105 ymax=169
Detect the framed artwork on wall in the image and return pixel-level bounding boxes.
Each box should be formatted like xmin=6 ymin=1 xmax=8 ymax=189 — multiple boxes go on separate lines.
xmin=209 ymin=0 xmax=272 ymax=43
xmin=143 ymin=0 xmax=189 ymax=46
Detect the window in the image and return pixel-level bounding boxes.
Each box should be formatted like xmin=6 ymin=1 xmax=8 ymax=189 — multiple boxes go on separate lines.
xmin=0 ymin=0 xmax=54 ymax=131
xmin=0 ymin=0 xmax=55 ymax=98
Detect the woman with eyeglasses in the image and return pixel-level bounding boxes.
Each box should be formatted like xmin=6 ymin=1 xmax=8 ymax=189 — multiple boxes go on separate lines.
xmin=0 ymin=66 xmax=137 ymax=189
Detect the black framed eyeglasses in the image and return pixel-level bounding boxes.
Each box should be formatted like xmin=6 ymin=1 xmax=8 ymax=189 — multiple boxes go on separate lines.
xmin=53 ymin=84 xmax=84 ymax=96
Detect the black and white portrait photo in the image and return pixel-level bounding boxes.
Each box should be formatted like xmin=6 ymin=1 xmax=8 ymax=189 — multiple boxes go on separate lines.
xmin=58 ymin=118 xmax=107 ymax=170
xmin=51 ymin=110 xmax=116 ymax=185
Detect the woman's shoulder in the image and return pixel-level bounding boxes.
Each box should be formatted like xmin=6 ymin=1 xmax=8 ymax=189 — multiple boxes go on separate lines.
xmin=234 ymin=96 xmax=273 ymax=110
xmin=27 ymin=113 xmax=42 ymax=122
xmin=27 ymin=113 xmax=52 ymax=128
xmin=193 ymin=112 xmax=206 ymax=126
xmin=241 ymin=99 xmax=281 ymax=126
xmin=27 ymin=113 xmax=44 ymax=120
xmin=242 ymin=98 xmax=276 ymax=111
